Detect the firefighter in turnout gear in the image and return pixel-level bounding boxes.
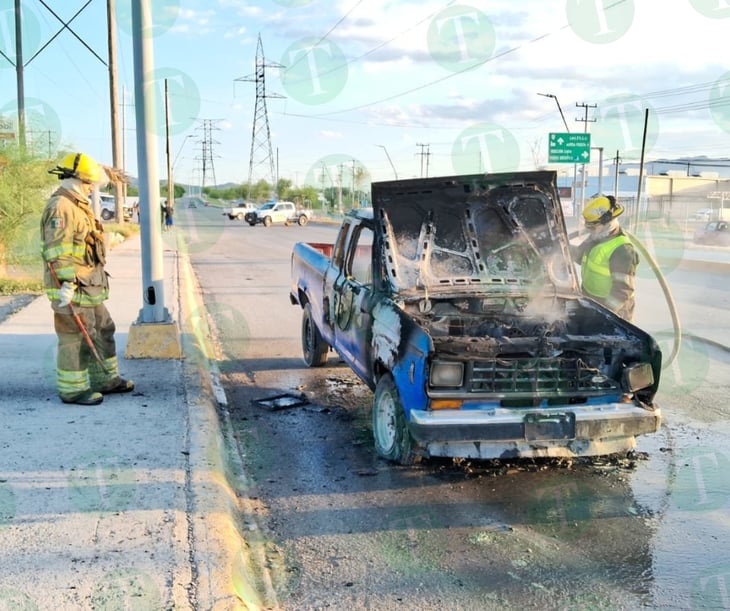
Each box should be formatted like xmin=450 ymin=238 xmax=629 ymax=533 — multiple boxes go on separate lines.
xmin=41 ymin=152 xmax=135 ymax=405
xmin=572 ymin=195 xmax=639 ymax=322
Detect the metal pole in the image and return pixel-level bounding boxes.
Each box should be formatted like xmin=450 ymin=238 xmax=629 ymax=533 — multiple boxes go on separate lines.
xmin=131 ymin=0 xmax=168 ymax=323
xmin=595 ymin=147 xmax=604 ymax=195
xmin=107 ymin=0 xmax=124 ymax=222
xmin=633 ymin=109 xmax=650 ymax=231
xmin=165 ymin=78 xmax=174 ymax=210
xmin=377 ymin=145 xmax=398 ymax=179
xmin=14 ymin=0 xmax=26 ymax=152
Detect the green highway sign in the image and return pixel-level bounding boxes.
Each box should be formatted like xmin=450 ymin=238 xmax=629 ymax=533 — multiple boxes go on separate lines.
xmin=548 ymin=132 xmax=591 ymax=163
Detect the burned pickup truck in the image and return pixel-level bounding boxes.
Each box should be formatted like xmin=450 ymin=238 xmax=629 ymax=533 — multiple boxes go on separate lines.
xmin=290 ymin=172 xmax=661 ymax=464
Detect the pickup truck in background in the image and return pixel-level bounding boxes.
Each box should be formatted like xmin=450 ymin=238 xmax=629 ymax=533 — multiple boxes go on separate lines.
xmin=245 ymin=201 xmax=312 ymax=227
xmin=290 ymin=171 xmax=662 ymax=465
xmin=99 ymin=193 xmax=135 ymax=221
xmin=222 ymin=201 xmax=257 ymax=220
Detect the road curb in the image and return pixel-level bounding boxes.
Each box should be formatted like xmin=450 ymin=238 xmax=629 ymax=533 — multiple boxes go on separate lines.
xmin=176 ymin=246 xmax=250 ymax=609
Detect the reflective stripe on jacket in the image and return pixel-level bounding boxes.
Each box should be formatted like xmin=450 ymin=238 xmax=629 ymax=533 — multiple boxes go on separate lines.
xmin=40 ymin=188 xmax=109 ymax=307
xmin=580 ymin=234 xmax=633 ymax=299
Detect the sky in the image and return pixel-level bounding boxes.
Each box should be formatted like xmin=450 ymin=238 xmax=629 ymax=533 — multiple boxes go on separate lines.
xmin=2 ymin=0 xmax=730 ymax=194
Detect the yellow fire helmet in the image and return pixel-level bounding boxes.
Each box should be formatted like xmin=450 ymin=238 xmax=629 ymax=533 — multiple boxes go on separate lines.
xmin=582 ymin=195 xmax=624 ymax=226
xmin=49 ymin=152 xmax=103 ymax=184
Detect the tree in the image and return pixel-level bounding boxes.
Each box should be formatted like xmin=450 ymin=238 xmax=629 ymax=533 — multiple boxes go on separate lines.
xmin=0 ymin=147 xmax=56 ymax=277
xmin=276 ymin=177 xmax=293 ymax=200
xmin=161 ymin=183 xmax=186 ymax=199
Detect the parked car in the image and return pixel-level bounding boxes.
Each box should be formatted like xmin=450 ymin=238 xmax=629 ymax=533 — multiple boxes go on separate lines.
xmin=693 ymin=221 xmax=730 ymax=246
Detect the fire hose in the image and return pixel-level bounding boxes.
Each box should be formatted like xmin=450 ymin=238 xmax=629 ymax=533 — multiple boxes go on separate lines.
xmin=570 ymin=230 xmax=682 ymax=369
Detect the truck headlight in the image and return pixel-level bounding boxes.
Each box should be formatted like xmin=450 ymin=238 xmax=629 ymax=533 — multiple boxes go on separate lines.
xmin=430 ymin=360 xmax=464 ymax=388
xmin=624 ymin=362 xmax=654 ymax=392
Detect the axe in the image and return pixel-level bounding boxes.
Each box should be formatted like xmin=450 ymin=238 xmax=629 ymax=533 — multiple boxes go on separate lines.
xmin=48 ymin=263 xmax=109 ymax=372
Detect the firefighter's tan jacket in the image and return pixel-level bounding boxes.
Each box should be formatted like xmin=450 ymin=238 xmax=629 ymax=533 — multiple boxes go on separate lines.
xmin=40 ymin=187 xmax=109 ymax=308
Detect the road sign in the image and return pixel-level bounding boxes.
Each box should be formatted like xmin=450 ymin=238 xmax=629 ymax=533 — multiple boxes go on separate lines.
xmin=548 ymin=132 xmax=591 ymax=164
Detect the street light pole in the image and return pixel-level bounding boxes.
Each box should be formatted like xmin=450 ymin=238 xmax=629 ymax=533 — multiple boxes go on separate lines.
xmin=538 ymin=92 xmax=569 ymax=132
xmin=377 ymin=145 xmax=398 ymax=179
xmin=538 ymin=92 xmax=577 ymax=218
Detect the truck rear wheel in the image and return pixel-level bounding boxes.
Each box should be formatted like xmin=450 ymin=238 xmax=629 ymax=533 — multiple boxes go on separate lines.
xmin=373 ymin=374 xmax=419 ymax=465
xmin=302 ymin=304 xmax=329 ymax=367
xmin=298 ymin=214 xmax=308 ymax=226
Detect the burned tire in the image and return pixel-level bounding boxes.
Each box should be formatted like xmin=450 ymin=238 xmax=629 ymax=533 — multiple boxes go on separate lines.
xmin=372 ymin=374 xmax=419 ymax=465
xmin=263 ymin=216 xmax=272 ymax=227
xmin=302 ymin=303 xmax=329 ymax=367
xmin=297 ymin=214 xmax=308 ymax=226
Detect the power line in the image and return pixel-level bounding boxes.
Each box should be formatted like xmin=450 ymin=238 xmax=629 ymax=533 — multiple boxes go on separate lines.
xmin=284 ymin=0 xmax=366 ymax=74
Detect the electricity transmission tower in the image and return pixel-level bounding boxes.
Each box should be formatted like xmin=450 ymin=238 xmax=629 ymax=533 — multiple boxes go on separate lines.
xmin=194 ymin=119 xmax=220 ymax=194
xmin=235 ymin=34 xmax=284 ymax=200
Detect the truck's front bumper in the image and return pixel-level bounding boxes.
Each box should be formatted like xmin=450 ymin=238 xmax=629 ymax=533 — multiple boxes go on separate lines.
xmin=408 ymin=403 xmax=661 ymax=459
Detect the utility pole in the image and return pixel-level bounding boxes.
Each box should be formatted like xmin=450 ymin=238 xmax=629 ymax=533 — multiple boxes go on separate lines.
xmin=612 ymin=150 xmax=622 ymax=198
xmin=416 ymin=143 xmax=431 ymax=178
xmin=575 ymin=102 xmax=597 ymax=218
xmin=337 ymin=164 xmax=344 ymax=214
xmin=107 ymin=0 xmax=124 ymax=222
xmin=164 ymin=79 xmax=174 ymax=210
xmin=14 ymin=0 xmax=25 ymax=151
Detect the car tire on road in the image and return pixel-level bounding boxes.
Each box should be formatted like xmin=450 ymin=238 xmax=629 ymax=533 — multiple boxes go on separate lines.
xmin=301 ymin=303 xmax=329 ymax=367
xmin=101 ymin=209 xmax=113 ymax=221
xmin=298 ymin=215 xmax=308 ymax=226
xmin=373 ymin=373 xmax=419 ymax=465
xmin=263 ymin=216 xmax=272 ymax=227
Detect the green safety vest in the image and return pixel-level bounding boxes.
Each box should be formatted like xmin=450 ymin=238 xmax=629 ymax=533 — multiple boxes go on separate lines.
xmin=580 ymin=234 xmax=632 ymax=299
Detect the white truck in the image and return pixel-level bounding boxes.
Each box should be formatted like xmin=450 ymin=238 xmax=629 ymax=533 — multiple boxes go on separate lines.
xmin=99 ymin=193 xmax=136 ymax=221
xmin=245 ymin=201 xmax=312 ymax=227
xmin=222 ymin=201 xmax=257 ymax=220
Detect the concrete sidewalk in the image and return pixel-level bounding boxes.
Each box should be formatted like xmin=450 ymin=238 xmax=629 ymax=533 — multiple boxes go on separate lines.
xmin=0 ymin=236 xmax=244 ymax=610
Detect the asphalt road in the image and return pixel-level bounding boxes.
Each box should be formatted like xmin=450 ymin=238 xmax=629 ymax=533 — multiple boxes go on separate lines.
xmin=177 ymin=204 xmax=730 ymax=610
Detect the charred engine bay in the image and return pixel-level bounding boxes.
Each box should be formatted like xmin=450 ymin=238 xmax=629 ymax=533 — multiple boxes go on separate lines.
xmin=406 ymin=294 xmax=643 ymax=387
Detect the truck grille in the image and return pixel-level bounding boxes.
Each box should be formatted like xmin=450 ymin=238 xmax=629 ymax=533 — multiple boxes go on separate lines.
xmin=467 ymin=357 xmax=618 ymax=395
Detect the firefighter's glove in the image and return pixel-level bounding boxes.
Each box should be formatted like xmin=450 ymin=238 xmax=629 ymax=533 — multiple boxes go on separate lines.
xmin=58 ymin=282 xmax=77 ymax=308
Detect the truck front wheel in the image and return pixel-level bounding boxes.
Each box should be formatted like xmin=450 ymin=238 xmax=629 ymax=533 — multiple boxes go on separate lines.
xmin=302 ymin=304 xmax=329 ymax=367
xmin=263 ymin=216 xmax=272 ymax=227
xmin=373 ymin=374 xmax=419 ymax=465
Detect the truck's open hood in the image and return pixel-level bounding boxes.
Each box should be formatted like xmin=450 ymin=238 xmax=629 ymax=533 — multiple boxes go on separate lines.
xmin=371 ymin=171 xmax=579 ymax=297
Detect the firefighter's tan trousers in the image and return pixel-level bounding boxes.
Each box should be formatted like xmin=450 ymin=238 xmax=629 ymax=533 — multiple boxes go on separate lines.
xmin=53 ymin=303 xmax=120 ymax=399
